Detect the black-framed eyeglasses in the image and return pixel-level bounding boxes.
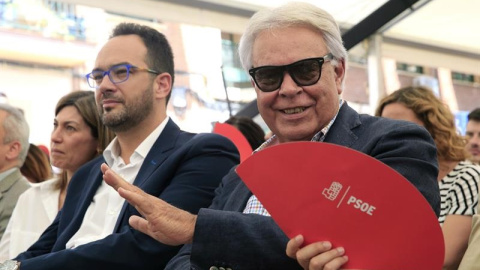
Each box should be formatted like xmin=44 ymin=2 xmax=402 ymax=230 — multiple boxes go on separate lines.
xmin=248 ymin=53 xmax=334 ymax=92
xmin=85 ymin=63 xmax=160 ymax=88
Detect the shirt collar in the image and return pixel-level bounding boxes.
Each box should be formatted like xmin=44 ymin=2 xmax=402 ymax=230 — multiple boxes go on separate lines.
xmin=103 ymin=116 xmax=170 ymax=166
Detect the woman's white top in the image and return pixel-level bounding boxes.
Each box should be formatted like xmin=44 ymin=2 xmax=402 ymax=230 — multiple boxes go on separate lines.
xmin=0 ymin=178 xmax=60 ymax=260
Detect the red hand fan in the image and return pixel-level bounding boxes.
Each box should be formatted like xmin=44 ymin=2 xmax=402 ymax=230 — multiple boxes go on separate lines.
xmin=213 ymin=122 xmax=253 ymax=163
xmin=236 ymin=142 xmax=444 ymax=270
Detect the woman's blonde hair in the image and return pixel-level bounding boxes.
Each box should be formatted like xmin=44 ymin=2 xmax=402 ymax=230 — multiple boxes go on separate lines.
xmin=375 ymin=86 xmax=466 ymax=162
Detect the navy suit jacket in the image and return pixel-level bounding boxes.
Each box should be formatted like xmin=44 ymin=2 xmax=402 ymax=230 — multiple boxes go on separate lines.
xmin=166 ymin=103 xmax=440 ymax=270
xmin=15 ymin=119 xmax=239 ymax=270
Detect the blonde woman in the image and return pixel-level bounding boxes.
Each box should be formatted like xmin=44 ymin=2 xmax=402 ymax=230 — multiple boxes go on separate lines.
xmin=376 ymin=86 xmax=480 ymax=270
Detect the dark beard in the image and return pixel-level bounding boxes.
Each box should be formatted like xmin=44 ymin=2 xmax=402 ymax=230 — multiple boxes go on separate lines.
xmin=99 ymin=86 xmax=154 ymax=132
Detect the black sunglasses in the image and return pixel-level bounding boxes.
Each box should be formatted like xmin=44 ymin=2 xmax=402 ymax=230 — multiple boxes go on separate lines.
xmin=249 ymin=53 xmax=334 ymax=92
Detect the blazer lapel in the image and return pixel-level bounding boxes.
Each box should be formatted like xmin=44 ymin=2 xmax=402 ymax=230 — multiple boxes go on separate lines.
xmin=0 ymin=169 xmax=23 ymax=191
xmin=55 ymin=159 xmax=104 ymax=248
xmin=230 ymin=181 xmax=253 ymax=212
xmin=114 ymin=119 xmax=181 ymax=231
xmin=132 ymin=119 xmax=181 ymax=187
xmin=324 ymin=102 xmax=361 ymax=147
xmin=220 ymin=173 xmax=253 ymax=212
xmin=0 ymin=169 xmax=24 ymax=201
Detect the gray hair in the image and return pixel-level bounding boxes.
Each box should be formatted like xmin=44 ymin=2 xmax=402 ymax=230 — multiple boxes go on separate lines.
xmin=238 ymin=2 xmax=348 ymax=72
xmin=0 ymin=103 xmax=30 ymax=165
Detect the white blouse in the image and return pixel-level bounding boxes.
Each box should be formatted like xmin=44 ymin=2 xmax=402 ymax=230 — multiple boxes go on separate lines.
xmin=0 ymin=178 xmax=60 ymax=260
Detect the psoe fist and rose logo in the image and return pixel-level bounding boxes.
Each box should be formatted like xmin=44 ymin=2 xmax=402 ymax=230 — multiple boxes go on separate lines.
xmin=322 ymin=181 xmax=377 ymax=216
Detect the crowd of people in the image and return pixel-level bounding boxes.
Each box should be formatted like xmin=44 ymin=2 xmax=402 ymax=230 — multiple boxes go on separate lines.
xmin=0 ymin=2 xmax=478 ymax=270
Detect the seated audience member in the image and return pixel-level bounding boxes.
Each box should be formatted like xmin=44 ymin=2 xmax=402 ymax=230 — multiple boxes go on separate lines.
xmin=466 ymin=108 xmax=480 ymax=164
xmin=0 ymin=22 xmax=239 ymax=270
xmin=0 ymin=104 xmax=30 ymax=240
xmin=102 ymin=3 xmax=441 ymax=270
xmin=225 ymin=116 xmax=265 ymax=150
xmin=20 ymin=143 xmax=52 ymax=184
xmin=376 ymin=86 xmax=480 ymax=270
xmin=0 ymin=91 xmax=115 ymax=260
xmin=458 ymin=200 xmax=480 ymax=269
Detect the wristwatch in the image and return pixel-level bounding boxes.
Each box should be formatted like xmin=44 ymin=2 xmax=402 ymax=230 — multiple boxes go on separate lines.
xmin=0 ymin=260 xmax=20 ymax=270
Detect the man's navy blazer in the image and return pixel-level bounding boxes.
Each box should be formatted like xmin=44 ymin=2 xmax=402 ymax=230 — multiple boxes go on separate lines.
xmin=15 ymin=119 xmax=239 ymax=270
xmin=167 ymin=103 xmax=441 ymax=270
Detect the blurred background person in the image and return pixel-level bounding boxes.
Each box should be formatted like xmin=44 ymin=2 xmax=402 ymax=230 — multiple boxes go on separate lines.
xmin=37 ymin=145 xmax=50 ymax=161
xmin=376 ymin=86 xmax=480 ymax=270
xmin=225 ymin=116 xmax=265 ymax=150
xmin=0 ymin=93 xmax=8 ymax=104
xmin=466 ymin=108 xmax=480 ymax=165
xmin=458 ymin=194 xmax=480 ymax=268
xmin=20 ymin=143 xmax=52 ymax=184
xmin=0 ymin=90 xmax=115 ymax=260
xmin=0 ymin=104 xmax=30 ymax=240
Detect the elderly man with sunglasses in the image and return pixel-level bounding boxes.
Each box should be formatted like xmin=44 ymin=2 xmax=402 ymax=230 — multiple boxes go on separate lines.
xmin=103 ymin=2 xmax=440 ymax=270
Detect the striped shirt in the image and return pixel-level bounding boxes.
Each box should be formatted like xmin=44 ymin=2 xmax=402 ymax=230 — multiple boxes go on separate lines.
xmin=438 ymin=160 xmax=480 ymax=224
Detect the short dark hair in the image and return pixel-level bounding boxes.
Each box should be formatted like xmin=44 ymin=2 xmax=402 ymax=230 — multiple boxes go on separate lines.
xmin=111 ymin=22 xmax=175 ymax=103
xmin=225 ymin=116 xmax=265 ymax=150
xmin=468 ymin=108 xmax=480 ymax=122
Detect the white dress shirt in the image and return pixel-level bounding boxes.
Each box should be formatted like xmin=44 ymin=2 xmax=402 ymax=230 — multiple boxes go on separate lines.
xmin=0 ymin=177 xmax=57 ymax=261
xmin=66 ymin=117 xmax=169 ymax=249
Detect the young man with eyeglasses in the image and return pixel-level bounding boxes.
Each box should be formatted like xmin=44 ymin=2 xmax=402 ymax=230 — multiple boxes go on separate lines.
xmin=103 ymin=3 xmax=440 ymax=270
xmin=0 ymin=23 xmax=239 ymax=270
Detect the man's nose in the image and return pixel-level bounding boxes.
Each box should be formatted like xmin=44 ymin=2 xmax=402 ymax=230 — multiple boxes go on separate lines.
xmin=278 ymin=72 xmax=302 ymax=96
xmin=99 ymin=73 xmax=117 ymax=89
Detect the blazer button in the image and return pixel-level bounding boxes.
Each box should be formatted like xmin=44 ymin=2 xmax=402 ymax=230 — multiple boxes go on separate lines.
xmin=209 ymin=267 xmax=219 ymax=270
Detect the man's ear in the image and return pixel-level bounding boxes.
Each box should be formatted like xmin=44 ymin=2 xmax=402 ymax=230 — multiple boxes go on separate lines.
xmin=154 ymin=73 xmax=172 ymax=99
xmin=5 ymin=141 xmax=21 ymax=161
xmin=334 ymin=58 xmax=346 ymax=95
